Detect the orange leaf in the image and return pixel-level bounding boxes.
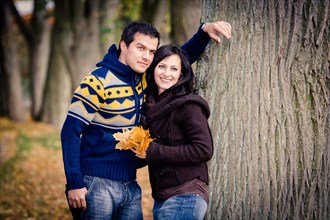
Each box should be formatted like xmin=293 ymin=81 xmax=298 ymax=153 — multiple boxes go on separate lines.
xmin=113 ymin=126 xmax=154 ymax=156
xmin=114 ymin=128 xmax=133 ymax=150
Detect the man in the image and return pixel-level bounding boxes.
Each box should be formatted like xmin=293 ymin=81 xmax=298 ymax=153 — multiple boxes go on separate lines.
xmin=61 ymin=20 xmax=231 ymax=219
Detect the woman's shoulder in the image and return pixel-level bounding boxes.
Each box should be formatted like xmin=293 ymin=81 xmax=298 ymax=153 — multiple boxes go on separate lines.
xmin=185 ymin=93 xmax=209 ymax=107
xmin=179 ymin=94 xmax=210 ymax=118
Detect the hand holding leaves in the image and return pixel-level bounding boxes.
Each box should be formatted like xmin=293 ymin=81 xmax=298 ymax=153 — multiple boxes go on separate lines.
xmin=113 ymin=126 xmax=154 ymax=157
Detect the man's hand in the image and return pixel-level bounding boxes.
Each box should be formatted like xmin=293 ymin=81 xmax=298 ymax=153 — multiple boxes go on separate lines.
xmin=203 ymin=21 xmax=232 ymax=43
xmin=68 ymin=187 xmax=88 ymax=210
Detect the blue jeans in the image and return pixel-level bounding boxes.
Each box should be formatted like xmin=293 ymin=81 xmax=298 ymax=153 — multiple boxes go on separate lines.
xmin=153 ymin=194 xmax=207 ymax=220
xmin=83 ymin=175 xmax=143 ymax=220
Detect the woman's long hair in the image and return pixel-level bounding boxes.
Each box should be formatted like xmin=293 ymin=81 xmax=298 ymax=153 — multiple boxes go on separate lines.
xmin=146 ymin=44 xmax=195 ymax=100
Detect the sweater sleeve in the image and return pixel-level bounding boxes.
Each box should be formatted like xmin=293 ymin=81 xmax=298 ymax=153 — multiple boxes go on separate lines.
xmin=180 ymin=23 xmax=211 ymax=64
xmin=61 ymin=74 xmax=104 ymax=190
xmin=61 ymin=116 xmax=88 ymax=190
xmin=146 ymin=102 xmax=213 ymax=165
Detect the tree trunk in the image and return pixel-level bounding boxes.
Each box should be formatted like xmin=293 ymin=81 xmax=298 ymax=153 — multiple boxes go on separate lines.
xmin=0 ymin=0 xmax=25 ymax=122
xmin=3 ymin=0 xmax=51 ymax=121
xmin=29 ymin=0 xmax=51 ymax=120
xmin=99 ymin=0 xmax=121 ymax=54
xmin=196 ymin=0 xmax=330 ymax=219
xmin=42 ymin=0 xmax=101 ymax=127
xmin=170 ymin=0 xmax=201 ymax=45
xmin=170 ymin=0 xmax=201 ymax=71
xmin=141 ymin=0 xmax=171 ymax=45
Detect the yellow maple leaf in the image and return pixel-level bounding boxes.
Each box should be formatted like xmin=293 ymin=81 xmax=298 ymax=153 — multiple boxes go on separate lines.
xmin=129 ymin=126 xmax=154 ymax=157
xmin=113 ymin=126 xmax=154 ymax=156
xmin=130 ymin=127 xmax=146 ymax=144
xmin=114 ymin=128 xmax=133 ymax=150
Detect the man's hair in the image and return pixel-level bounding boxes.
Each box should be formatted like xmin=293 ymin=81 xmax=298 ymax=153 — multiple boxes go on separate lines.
xmin=146 ymin=44 xmax=195 ymax=98
xmin=120 ymin=21 xmax=160 ymax=49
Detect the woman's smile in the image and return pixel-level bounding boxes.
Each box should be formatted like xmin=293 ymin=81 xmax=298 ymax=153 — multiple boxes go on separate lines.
xmin=154 ymin=54 xmax=182 ymax=94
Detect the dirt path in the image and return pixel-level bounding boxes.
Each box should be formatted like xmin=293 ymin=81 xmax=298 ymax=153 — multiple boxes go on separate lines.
xmin=0 ymin=118 xmax=153 ymax=219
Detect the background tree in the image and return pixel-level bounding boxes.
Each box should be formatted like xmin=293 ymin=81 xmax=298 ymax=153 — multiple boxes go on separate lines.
xmin=170 ymin=0 xmax=201 ymax=45
xmin=99 ymin=0 xmax=121 ymax=55
xmin=42 ymin=0 xmax=121 ymax=127
xmin=0 ymin=0 xmax=25 ymax=122
xmin=170 ymin=0 xmax=201 ymax=71
xmin=27 ymin=0 xmax=51 ymax=120
xmin=141 ymin=0 xmax=171 ymax=44
xmin=1 ymin=0 xmax=51 ymax=121
xmin=196 ymin=0 xmax=330 ymax=219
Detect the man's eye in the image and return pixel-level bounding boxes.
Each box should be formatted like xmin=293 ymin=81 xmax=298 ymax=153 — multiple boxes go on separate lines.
xmin=150 ymin=51 xmax=155 ymax=55
xmin=137 ymin=46 xmax=144 ymax=51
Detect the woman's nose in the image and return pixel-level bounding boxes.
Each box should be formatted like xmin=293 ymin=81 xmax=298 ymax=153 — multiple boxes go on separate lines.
xmin=163 ymin=69 xmax=170 ymax=76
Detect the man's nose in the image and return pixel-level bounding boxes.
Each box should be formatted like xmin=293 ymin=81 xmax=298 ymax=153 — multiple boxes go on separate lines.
xmin=142 ymin=51 xmax=150 ymax=60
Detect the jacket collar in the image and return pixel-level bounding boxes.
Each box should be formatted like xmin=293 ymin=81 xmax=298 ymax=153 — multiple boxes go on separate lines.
xmin=144 ymin=93 xmax=210 ymax=122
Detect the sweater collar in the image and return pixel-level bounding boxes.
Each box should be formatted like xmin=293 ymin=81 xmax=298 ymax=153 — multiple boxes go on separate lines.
xmin=96 ymin=44 xmax=141 ymax=83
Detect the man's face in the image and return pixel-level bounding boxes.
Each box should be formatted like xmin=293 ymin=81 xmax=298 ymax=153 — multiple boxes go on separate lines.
xmin=119 ymin=33 xmax=159 ymax=74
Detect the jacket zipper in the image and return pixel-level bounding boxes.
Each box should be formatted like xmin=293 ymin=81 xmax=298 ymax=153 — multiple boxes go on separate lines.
xmin=132 ymin=76 xmax=141 ymax=125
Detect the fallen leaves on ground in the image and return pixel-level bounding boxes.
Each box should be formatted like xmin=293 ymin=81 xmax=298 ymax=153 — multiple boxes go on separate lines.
xmin=0 ymin=118 xmax=153 ymax=220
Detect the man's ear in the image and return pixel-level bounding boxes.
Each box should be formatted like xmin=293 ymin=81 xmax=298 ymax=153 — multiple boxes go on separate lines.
xmin=120 ymin=41 xmax=127 ymax=54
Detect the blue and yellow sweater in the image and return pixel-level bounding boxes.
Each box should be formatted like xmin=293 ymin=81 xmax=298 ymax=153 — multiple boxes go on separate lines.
xmin=61 ymin=24 xmax=211 ymax=190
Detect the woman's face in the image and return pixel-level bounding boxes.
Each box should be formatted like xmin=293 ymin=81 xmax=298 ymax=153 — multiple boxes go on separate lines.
xmin=154 ymin=54 xmax=182 ymax=94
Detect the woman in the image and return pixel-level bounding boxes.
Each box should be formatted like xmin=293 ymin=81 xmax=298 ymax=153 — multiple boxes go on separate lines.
xmin=141 ymin=44 xmax=214 ymax=220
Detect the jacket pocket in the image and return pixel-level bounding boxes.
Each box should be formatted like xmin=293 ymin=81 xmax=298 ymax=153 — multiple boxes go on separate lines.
xmin=83 ymin=175 xmax=97 ymax=198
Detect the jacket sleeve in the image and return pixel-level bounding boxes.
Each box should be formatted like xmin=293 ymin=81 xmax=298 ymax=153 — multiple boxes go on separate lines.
xmin=146 ymin=102 xmax=213 ymax=165
xmin=180 ymin=23 xmax=211 ymax=64
xmin=61 ymin=74 xmax=104 ymax=190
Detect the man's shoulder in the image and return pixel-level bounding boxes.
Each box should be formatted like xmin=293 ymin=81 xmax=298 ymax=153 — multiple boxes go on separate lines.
xmin=89 ymin=67 xmax=118 ymax=85
xmin=87 ymin=67 xmax=129 ymax=88
xmin=90 ymin=67 xmax=110 ymax=79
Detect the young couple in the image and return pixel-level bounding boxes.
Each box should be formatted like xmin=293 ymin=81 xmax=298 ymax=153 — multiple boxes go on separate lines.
xmin=61 ymin=20 xmax=231 ymax=220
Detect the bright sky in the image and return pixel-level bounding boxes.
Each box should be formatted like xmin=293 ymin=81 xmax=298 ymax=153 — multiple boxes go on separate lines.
xmin=15 ymin=0 xmax=54 ymax=16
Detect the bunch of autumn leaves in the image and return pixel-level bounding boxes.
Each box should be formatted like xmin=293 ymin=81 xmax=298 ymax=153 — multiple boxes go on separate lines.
xmin=114 ymin=126 xmax=154 ymax=157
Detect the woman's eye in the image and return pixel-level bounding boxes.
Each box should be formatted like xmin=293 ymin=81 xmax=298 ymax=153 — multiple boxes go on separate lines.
xmin=158 ymin=65 xmax=165 ymax=69
xmin=171 ymin=68 xmax=178 ymax=71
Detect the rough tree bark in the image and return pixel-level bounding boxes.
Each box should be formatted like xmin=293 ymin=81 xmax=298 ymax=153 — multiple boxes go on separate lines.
xmin=196 ymin=0 xmax=330 ymax=219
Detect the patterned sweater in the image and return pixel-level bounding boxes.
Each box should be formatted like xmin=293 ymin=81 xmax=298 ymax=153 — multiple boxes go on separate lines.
xmin=61 ymin=24 xmax=211 ymax=190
